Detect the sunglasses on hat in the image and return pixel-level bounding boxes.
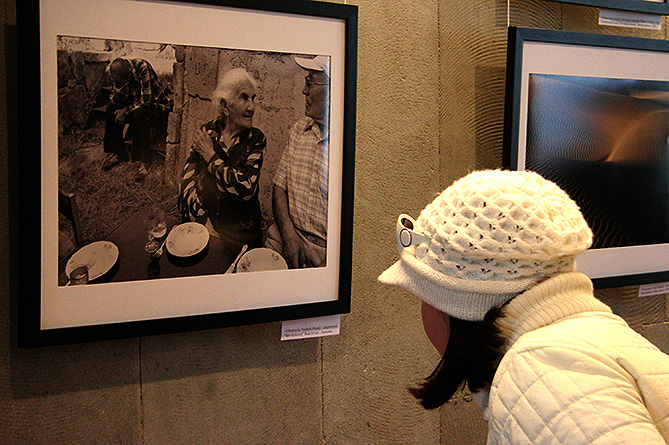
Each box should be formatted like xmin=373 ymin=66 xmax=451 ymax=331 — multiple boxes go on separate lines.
xmin=396 ymin=214 xmax=430 ymax=255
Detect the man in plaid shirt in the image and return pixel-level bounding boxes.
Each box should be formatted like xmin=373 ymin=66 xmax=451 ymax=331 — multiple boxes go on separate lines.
xmin=103 ymin=58 xmax=171 ymax=173
xmin=266 ymin=55 xmax=330 ymax=269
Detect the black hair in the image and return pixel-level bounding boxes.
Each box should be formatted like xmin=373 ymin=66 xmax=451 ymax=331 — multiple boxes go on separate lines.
xmin=409 ymin=306 xmax=507 ymax=409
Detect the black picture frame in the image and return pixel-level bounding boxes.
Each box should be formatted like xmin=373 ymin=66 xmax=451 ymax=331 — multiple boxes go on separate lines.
xmin=16 ymin=0 xmax=357 ymax=347
xmin=504 ymin=27 xmax=669 ymax=289
xmin=550 ymin=0 xmax=669 ymax=14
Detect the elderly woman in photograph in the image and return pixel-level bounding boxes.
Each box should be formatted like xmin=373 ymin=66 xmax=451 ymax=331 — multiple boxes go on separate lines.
xmin=178 ymin=68 xmax=267 ymax=251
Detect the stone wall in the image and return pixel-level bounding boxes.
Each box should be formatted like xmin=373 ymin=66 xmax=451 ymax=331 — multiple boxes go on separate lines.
xmin=56 ymin=38 xmax=176 ymax=135
xmin=56 ymin=50 xmax=112 ymax=133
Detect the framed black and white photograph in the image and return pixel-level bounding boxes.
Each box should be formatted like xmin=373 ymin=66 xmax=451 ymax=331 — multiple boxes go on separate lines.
xmin=17 ymin=0 xmax=357 ymax=346
xmin=547 ymin=0 xmax=669 ymax=14
xmin=504 ymin=27 xmax=669 ymax=288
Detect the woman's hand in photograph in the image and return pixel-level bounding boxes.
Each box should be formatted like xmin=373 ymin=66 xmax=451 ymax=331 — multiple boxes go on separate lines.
xmin=193 ymin=128 xmax=216 ymax=163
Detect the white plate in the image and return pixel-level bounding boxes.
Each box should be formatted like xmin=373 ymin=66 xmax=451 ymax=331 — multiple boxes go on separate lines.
xmin=66 ymin=241 xmax=119 ymax=280
xmin=165 ymin=222 xmax=210 ymax=257
xmin=236 ymin=248 xmax=288 ymax=273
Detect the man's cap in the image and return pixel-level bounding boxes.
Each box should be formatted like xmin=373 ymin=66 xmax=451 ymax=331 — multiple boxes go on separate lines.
xmin=295 ymin=55 xmax=330 ymax=75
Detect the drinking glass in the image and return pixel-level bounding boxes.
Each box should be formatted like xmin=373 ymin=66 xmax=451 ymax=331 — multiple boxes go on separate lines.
xmin=70 ymin=265 xmax=89 ymax=285
xmin=143 ymin=205 xmax=167 ymax=254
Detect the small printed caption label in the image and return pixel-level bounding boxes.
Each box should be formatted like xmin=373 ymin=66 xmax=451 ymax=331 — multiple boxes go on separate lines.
xmin=599 ymin=9 xmax=662 ymax=30
xmin=281 ymin=315 xmax=341 ymax=341
xmin=639 ymin=281 xmax=669 ymax=298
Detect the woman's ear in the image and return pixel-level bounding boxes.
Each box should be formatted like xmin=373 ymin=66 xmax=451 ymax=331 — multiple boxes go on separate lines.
xmin=421 ymin=301 xmax=450 ymax=356
xmin=218 ymin=98 xmax=229 ymax=117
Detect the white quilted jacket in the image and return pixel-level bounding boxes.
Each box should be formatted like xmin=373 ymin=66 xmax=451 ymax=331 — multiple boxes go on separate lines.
xmin=484 ymin=273 xmax=669 ymax=444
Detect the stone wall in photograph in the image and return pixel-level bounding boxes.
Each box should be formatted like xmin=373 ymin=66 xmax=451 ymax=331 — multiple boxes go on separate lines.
xmin=56 ymin=38 xmax=176 ymax=135
xmin=56 ymin=49 xmax=112 ymax=133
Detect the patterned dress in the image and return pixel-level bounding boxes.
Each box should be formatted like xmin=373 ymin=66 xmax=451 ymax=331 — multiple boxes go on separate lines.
xmin=179 ymin=118 xmax=267 ymax=249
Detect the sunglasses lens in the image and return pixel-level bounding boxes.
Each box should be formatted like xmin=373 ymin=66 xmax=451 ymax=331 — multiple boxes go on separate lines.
xmin=399 ymin=228 xmax=412 ymax=247
xmin=400 ymin=217 xmax=414 ymax=230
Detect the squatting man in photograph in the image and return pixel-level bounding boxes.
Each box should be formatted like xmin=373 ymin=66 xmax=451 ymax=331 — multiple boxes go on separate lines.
xmin=102 ymin=57 xmax=172 ymax=175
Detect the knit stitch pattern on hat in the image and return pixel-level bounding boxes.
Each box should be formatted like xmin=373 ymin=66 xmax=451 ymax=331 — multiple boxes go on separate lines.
xmin=414 ymin=170 xmax=593 ymax=284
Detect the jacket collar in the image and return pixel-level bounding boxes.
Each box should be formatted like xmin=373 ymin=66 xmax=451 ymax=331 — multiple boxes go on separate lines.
xmin=497 ymin=272 xmax=612 ymax=347
xmin=475 ymin=273 xmax=612 ymax=417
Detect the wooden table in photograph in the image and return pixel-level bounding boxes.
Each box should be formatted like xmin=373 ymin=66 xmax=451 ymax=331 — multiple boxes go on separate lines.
xmin=103 ymin=208 xmax=239 ymax=283
xmin=59 ymin=208 xmax=242 ymax=285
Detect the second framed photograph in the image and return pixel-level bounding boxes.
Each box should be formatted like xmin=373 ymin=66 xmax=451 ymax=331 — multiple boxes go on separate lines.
xmin=547 ymin=0 xmax=669 ymax=14
xmin=504 ymin=27 xmax=669 ymax=288
xmin=17 ymin=0 xmax=357 ymax=346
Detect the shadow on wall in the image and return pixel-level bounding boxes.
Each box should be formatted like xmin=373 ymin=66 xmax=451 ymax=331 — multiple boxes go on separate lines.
xmin=475 ymin=65 xmax=506 ymax=169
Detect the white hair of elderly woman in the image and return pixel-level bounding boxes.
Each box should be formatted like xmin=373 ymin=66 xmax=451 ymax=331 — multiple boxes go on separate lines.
xmin=211 ymin=68 xmax=258 ymax=113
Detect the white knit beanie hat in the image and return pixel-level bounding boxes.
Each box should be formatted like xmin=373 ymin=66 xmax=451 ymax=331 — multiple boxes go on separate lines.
xmin=378 ymin=170 xmax=593 ymax=321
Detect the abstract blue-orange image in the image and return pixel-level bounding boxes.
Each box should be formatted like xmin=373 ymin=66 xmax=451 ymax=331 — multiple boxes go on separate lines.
xmin=527 ymin=74 xmax=669 ymax=249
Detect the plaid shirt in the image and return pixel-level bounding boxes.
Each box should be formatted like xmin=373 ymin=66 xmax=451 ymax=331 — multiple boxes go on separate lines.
xmin=110 ymin=58 xmax=171 ymax=111
xmin=273 ymin=116 xmax=328 ymax=241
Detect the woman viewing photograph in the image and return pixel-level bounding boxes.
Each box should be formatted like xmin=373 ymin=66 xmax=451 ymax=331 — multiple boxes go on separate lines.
xmin=379 ymin=170 xmax=669 ymax=443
